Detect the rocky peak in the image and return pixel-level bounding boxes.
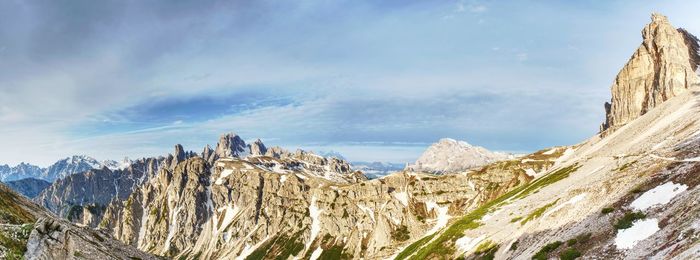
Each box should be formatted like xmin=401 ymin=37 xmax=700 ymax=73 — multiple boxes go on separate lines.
xmin=212 ymin=132 xmax=248 ymax=161
xmin=407 ymin=138 xmax=513 ymax=174
xmin=601 ymin=13 xmax=700 ymax=133
xmin=248 ymin=139 xmax=267 ymax=156
xmin=174 ymin=144 xmax=186 ymax=163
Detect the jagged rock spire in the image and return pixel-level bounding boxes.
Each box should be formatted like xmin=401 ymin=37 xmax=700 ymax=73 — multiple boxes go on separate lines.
xmin=601 ymin=13 xmax=700 ymax=133
xmin=213 ymin=132 xmax=248 ymax=160
xmin=248 ymin=139 xmax=267 ymax=156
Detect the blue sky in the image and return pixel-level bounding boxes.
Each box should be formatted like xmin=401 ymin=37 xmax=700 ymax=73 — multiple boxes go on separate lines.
xmin=1 ymin=0 xmax=699 ymax=166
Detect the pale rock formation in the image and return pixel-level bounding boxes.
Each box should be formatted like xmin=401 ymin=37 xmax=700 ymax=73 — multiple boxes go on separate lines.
xmin=601 ymin=13 xmax=700 ymax=132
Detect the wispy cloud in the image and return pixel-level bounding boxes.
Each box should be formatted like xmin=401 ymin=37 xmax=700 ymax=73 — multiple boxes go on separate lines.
xmin=1 ymin=0 xmax=700 ymax=165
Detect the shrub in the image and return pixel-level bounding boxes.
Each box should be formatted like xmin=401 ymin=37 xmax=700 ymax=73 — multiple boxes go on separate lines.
xmin=601 ymin=207 xmax=614 ymax=214
xmin=532 ymin=241 xmax=562 ymax=260
xmin=391 ymin=225 xmax=411 ymax=242
xmin=559 ymin=248 xmax=582 ymax=260
xmin=614 ymin=211 xmax=646 ymax=230
xmin=566 ymin=238 xmax=577 ymax=246
xmin=509 ymin=240 xmax=519 ymax=251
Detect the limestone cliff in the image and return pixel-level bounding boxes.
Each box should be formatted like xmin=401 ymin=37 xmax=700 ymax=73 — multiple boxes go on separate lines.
xmin=601 ymin=13 xmax=700 ymax=133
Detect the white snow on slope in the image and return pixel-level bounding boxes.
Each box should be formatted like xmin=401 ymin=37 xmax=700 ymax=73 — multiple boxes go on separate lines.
xmin=542 ymin=193 xmax=586 ymax=218
xmin=393 ymin=191 xmax=409 ymax=206
xmin=456 ymin=235 xmax=486 ymax=253
xmin=215 ymin=169 xmax=234 ymax=185
xmin=615 ymin=219 xmax=659 ymax=249
xmin=630 ymin=182 xmax=687 ymax=210
xmin=543 ymin=148 xmax=558 ymax=155
xmin=306 ymin=196 xmax=322 ymax=250
xmin=425 ymin=201 xmax=450 ymax=234
xmin=357 ymin=204 xmax=376 ymax=222
xmin=309 ymin=247 xmax=323 ymax=260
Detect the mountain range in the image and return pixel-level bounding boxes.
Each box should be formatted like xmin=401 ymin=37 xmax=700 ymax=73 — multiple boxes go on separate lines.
xmin=0 ymin=12 xmax=699 ymax=260
xmin=0 ymin=155 xmax=131 ymax=182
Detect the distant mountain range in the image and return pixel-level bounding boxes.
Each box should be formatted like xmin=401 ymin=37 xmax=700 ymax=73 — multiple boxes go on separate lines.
xmin=0 ymin=155 xmax=131 ymax=182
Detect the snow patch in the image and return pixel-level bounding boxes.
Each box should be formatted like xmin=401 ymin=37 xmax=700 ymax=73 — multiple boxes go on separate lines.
xmin=542 ymin=193 xmax=586 ymax=218
xmin=215 ymin=169 xmax=234 ymax=185
xmin=309 ymin=247 xmax=323 ymax=260
xmin=393 ymin=191 xmax=409 ymax=206
xmin=543 ymin=148 xmax=558 ymax=155
xmin=280 ymin=175 xmax=287 ymax=184
xmin=456 ymin=235 xmax=486 ymax=253
xmin=357 ymin=204 xmax=376 ymax=222
xmin=525 ymin=168 xmax=537 ymax=177
xmin=615 ymin=219 xmax=659 ymax=249
xmin=306 ymin=196 xmax=322 ymax=250
xmin=425 ymin=201 xmax=450 ymax=234
xmin=630 ymin=182 xmax=687 ymax=211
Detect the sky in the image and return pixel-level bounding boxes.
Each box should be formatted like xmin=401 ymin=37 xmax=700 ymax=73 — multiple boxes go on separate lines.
xmin=1 ymin=0 xmax=700 ymax=166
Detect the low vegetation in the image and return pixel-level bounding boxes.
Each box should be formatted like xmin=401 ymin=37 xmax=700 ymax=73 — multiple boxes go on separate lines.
xmin=559 ymin=248 xmax=582 ymax=260
xmin=391 ymin=225 xmax=411 ymax=241
xmin=614 ymin=211 xmax=646 ymax=230
xmin=474 ymin=240 xmax=498 ymax=260
xmin=532 ymin=241 xmax=563 ymax=260
xmin=601 ymin=207 xmax=614 ymax=214
xmin=396 ymin=163 xmax=581 ymax=259
xmin=520 ymin=199 xmax=559 ymax=225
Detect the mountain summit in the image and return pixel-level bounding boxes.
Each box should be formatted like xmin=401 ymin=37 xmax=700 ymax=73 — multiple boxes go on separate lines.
xmin=407 ymin=138 xmax=513 ymax=174
xmin=601 ymin=13 xmax=700 ymax=133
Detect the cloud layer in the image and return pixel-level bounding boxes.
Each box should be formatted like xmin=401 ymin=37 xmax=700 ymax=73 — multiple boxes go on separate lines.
xmin=1 ymin=0 xmax=699 ymax=165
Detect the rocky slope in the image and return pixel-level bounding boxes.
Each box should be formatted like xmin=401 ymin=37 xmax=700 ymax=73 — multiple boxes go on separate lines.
xmin=4 ymin=178 xmax=51 ymax=198
xmin=396 ymin=14 xmax=700 ymax=260
xmin=601 ymin=13 xmax=700 ymax=133
xmin=0 ymin=182 xmax=154 ymax=259
xmin=97 ymin=143 xmax=562 ymax=259
xmin=406 ymin=138 xmax=513 ymax=174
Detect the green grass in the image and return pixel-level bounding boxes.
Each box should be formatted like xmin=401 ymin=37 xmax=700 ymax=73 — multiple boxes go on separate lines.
xmin=559 ymin=248 xmax=582 ymax=260
xmin=614 ymin=211 xmax=646 ymax=230
xmin=396 ymin=164 xmax=580 ymax=260
xmin=566 ymin=238 xmax=577 ymax=246
xmin=532 ymin=241 xmax=562 ymax=260
xmin=601 ymin=207 xmax=614 ymax=214
xmin=520 ymin=199 xmax=559 ymax=225
xmin=514 ymin=164 xmax=580 ymax=200
xmin=395 ymin=233 xmax=436 ymax=260
xmin=474 ymin=240 xmax=498 ymax=260
xmin=510 ymin=216 xmax=522 ymax=223
xmin=244 ymin=232 xmax=305 ymax=260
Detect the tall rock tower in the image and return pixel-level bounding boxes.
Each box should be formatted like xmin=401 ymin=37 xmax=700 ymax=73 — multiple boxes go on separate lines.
xmin=601 ymin=13 xmax=700 ymax=133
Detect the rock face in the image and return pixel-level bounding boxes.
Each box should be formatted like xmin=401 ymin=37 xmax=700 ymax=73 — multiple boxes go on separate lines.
xmin=34 ymin=157 xmax=164 ymax=227
xmin=97 ymin=146 xmax=559 ymax=259
xmin=4 ymin=178 xmax=51 ymax=198
xmin=25 ymin=218 xmax=158 ymax=260
xmin=601 ymin=13 xmax=700 ymax=132
xmin=406 ymin=138 xmax=513 ymax=174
